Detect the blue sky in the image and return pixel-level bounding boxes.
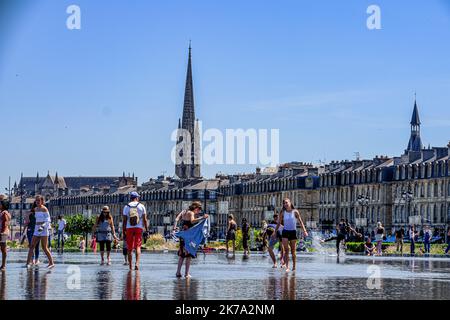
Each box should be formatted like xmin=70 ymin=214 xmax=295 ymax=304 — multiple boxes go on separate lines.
xmin=1 ymin=0 xmax=450 ymax=189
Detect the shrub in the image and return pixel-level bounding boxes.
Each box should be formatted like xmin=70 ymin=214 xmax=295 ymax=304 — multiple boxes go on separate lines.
xmin=345 ymin=242 xmax=395 ymax=253
xmin=147 ymin=233 xmax=165 ymax=247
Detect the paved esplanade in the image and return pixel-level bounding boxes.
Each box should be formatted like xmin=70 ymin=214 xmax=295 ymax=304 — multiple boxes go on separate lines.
xmin=1 ymin=251 xmax=449 ymax=300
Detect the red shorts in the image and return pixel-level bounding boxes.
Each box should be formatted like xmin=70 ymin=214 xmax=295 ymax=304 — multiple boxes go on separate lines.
xmin=126 ymin=228 xmax=143 ymax=251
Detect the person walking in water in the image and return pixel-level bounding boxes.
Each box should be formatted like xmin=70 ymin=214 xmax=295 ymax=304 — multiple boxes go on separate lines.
xmin=26 ymin=195 xmax=54 ymax=269
xmin=322 ymin=218 xmax=361 ymax=255
xmin=242 ymin=218 xmax=250 ymax=257
xmin=122 ymin=192 xmax=148 ymax=271
xmin=275 ymin=198 xmax=308 ymax=272
xmin=56 ymin=215 xmax=66 ymax=253
xmin=444 ymin=227 xmax=450 ymax=255
xmin=375 ymin=222 xmax=385 ymax=256
xmin=93 ymin=206 xmax=118 ymax=266
xmin=409 ymin=225 xmax=418 ymax=256
xmin=122 ymin=234 xmax=129 ymax=265
xmin=0 ymin=199 xmax=11 ymax=271
xmin=24 ymin=202 xmax=40 ymax=265
xmin=423 ymin=226 xmax=432 ymax=254
xmin=395 ymin=227 xmax=405 ymax=254
xmin=173 ymin=201 xmax=208 ymax=278
xmin=226 ymin=214 xmax=237 ymax=256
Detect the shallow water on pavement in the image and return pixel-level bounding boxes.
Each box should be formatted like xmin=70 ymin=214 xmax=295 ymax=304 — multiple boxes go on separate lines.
xmin=1 ymin=251 xmax=449 ymax=300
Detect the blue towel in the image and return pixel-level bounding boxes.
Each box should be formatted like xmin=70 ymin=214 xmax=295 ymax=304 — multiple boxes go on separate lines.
xmin=175 ymin=218 xmax=210 ymax=257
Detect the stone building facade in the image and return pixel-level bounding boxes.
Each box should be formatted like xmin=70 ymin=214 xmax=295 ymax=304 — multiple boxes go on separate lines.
xmin=17 ymin=171 xmax=137 ymax=199
xmin=318 ymin=100 xmax=450 ymax=234
xmin=47 ymin=163 xmax=320 ymax=237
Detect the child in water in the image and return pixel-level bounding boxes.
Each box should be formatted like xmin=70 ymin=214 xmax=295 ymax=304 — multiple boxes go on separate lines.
xmin=122 ymin=234 xmax=128 ymax=265
xmin=79 ymin=237 xmax=86 ymax=252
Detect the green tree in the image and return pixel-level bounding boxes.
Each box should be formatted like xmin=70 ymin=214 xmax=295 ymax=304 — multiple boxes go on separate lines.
xmin=65 ymin=214 xmax=96 ymax=241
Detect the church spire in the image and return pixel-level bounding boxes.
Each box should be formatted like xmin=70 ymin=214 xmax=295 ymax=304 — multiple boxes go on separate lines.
xmin=175 ymin=43 xmax=202 ymax=180
xmin=182 ymin=42 xmax=195 ymax=134
xmin=406 ymin=96 xmax=423 ymax=152
xmin=410 ymin=96 xmax=420 ymax=126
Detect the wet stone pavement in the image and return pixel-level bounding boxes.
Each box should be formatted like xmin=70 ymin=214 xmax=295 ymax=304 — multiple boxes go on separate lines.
xmin=1 ymin=251 xmax=450 ymax=300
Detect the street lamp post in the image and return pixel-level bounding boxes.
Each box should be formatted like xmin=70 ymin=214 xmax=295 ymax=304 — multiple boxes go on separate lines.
xmin=356 ymin=194 xmax=370 ymax=234
xmin=402 ymin=184 xmax=414 ymax=230
xmin=300 ymin=201 xmax=319 ymax=230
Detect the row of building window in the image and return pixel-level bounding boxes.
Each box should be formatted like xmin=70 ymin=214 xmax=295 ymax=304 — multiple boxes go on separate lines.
xmin=394 ymin=181 xmax=450 ymax=198
xmin=395 ymin=161 xmax=450 ymax=181
xmin=50 ymin=190 xmax=218 ymax=206
xmin=320 ymin=187 xmax=382 ymax=204
xmin=241 ymin=178 xmax=299 ymax=194
xmin=393 ymin=203 xmax=449 ymax=224
xmin=320 ymin=170 xmax=383 ymax=187
xmin=320 ymin=160 xmax=450 ymax=188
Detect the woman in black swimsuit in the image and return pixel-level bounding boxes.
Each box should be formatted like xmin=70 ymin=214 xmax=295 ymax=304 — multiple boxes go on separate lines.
xmin=226 ymin=214 xmax=237 ymax=256
xmin=173 ymin=201 xmax=208 ymax=278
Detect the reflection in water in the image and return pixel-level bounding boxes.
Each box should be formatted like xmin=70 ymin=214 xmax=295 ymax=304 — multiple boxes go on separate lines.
xmin=0 ymin=272 xmax=5 ymax=300
xmin=2 ymin=252 xmax=450 ymax=300
xmin=96 ymin=270 xmax=113 ymax=300
xmin=173 ymin=278 xmax=199 ymax=300
xmin=123 ymin=271 xmax=141 ymax=300
xmin=266 ymin=274 xmax=296 ymax=300
xmin=281 ymin=274 xmax=296 ymax=300
xmin=266 ymin=275 xmax=281 ymax=300
xmin=25 ymin=268 xmax=49 ymax=300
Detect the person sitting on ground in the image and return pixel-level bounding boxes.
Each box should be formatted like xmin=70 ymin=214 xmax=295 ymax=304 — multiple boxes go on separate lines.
xmin=298 ymin=236 xmax=308 ymax=252
xmin=364 ymin=237 xmax=375 ymax=256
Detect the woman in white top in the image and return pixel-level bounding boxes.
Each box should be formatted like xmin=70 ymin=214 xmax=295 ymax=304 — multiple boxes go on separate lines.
xmin=26 ymin=195 xmax=54 ymax=268
xmin=275 ymin=198 xmax=308 ymax=272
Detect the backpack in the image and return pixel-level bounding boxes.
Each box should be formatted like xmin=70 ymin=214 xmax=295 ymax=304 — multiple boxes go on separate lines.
xmin=128 ymin=203 xmax=140 ymax=227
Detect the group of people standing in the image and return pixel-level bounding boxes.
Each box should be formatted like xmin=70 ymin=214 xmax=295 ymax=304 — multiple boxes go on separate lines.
xmin=23 ymin=200 xmax=67 ymax=266
xmin=0 ymin=194 xmax=56 ymax=270
xmin=395 ymin=225 xmax=450 ymax=256
xmin=0 ymin=192 xmax=149 ymax=272
xmin=2 ymin=192 xmax=450 ymax=275
xmin=225 ymin=198 xmax=309 ymax=272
